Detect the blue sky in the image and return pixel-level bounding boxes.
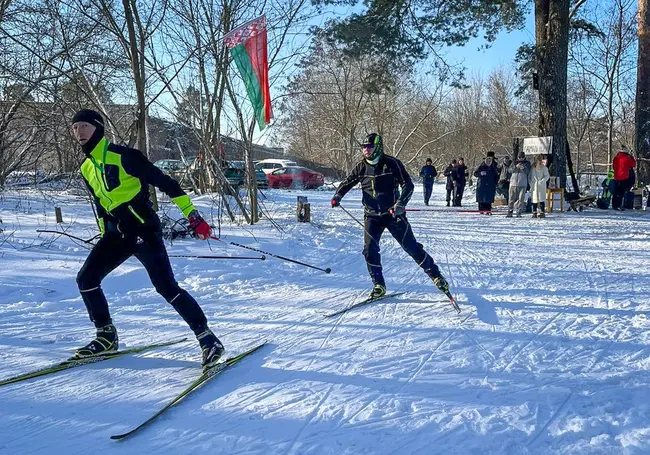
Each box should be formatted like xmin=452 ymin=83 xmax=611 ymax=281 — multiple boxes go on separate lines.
xmin=444 ymin=10 xmax=536 ymax=75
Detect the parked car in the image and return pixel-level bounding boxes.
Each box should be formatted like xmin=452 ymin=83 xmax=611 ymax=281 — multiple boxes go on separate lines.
xmin=224 ymin=161 xmax=268 ymax=188
xmin=154 ymin=159 xmax=183 ymax=172
xmin=266 ymin=166 xmax=325 ymax=189
xmin=255 ymin=159 xmax=298 ymax=174
xmin=154 ymin=157 xmax=199 ymax=190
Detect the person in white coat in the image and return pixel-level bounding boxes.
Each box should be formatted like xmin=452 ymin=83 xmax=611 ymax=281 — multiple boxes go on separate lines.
xmin=529 ymin=155 xmax=550 ymax=218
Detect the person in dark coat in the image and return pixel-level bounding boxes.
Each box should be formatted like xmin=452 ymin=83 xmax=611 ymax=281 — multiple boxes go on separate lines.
xmin=419 ymin=158 xmax=437 ymax=205
xmin=443 ymin=159 xmax=457 ymax=207
xmin=473 ymin=151 xmax=500 ymax=213
xmin=453 ymin=157 xmax=468 ymax=207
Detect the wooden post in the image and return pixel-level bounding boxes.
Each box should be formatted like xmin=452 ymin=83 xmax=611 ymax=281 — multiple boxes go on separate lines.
xmin=55 ymin=207 xmax=63 ymax=223
xmin=303 ymin=203 xmax=311 ymax=222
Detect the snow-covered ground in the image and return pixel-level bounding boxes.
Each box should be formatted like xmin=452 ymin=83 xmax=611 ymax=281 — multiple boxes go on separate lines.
xmin=1 ymin=183 xmax=650 ymax=455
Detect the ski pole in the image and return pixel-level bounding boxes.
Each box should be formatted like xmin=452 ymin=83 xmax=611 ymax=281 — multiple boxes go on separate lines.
xmin=338 ymin=205 xmax=365 ymax=228
xmin=338 ymin=204 xmax=381 ymax=246
xmin=36 ymin=229 xmax=99 ymax=244
xmin=169 ymin=254 xmax=265 ymax=260
xmin=209 ymin=235 xmax=331 ymax=273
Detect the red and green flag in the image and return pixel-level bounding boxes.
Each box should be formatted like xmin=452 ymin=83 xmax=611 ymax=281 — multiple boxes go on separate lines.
xmin=224 ymin=15 xmax=273 ymax=131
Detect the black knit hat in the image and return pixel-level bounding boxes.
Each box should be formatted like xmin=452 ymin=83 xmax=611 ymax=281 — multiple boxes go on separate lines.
xmin=361 ymin=133 xmax=383 ymax=161
xmin=486 ymin=151 xmax=495 ymax=158
xmin=72 ymin=109 xmax=104 ymax=129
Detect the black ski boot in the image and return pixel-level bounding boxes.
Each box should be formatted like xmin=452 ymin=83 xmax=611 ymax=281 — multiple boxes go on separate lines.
xmin=74 ymin=324 xmax=119 ymax=358
xmin=368 ymin=283 xmax=387 ymax=299
xmin=432 ymin=275 xmax=451 ymax=295
xmin=197 ymin=328 xmax=225 ymax=370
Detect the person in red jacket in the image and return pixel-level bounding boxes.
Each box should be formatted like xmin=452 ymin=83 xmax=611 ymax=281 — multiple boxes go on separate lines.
xmin=612 ymin=146 xmax=637 ymax=210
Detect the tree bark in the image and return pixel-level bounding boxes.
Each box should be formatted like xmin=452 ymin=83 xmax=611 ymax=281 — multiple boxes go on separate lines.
xmin=636 ymin=0 xmax=650 ymax=186
xmin=535 ymin=0 xmax=570 ymax=188
xmin=121 ymin=0 xmax=157 ymax=209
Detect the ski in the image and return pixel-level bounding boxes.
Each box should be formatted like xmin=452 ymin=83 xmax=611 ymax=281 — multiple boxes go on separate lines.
xmin=0 ymin=337 xmax=188 ymax=388
xmin=110 ymin=341 xmax=267 ymax=441
xmin=442 ymin=290 xmax=462 ymax=314
xmin=324 ymin=292 xmax=406 ymax=318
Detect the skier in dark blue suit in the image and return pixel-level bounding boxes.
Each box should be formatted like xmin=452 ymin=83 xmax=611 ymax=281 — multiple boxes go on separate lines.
xmin=331 ymin=133 xmax=450 ymax=299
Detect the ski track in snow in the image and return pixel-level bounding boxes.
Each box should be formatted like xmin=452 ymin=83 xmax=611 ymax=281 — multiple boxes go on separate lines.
xmin=2 ymin=184 xmax=650 ymax=454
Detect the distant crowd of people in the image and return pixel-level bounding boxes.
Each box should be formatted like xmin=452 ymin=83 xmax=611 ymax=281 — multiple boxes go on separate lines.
xmin=420 ymin=152 xmax=551 ymax=217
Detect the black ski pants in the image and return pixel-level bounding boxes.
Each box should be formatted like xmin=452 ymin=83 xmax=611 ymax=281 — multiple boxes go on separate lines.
xmin=612 ymin=180 xmax=631 ymax=210
xmin=454 ymin=183 xmax=465 ymax=207
xmin=362 ymin=213 xmax=440 ymax=286
xmin=446 ymin=187 xmax=453 ymax=204
xmin=423 ymin=181 xmax=433 ymax=205
xmin=76 ymin=230 xmax=208 ymax=333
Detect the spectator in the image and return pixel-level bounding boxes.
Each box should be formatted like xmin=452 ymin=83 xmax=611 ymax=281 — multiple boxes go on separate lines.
xmin=453 ymin=157 xmax=469 ymax=207
xmin=474 ymin=151 xmax=500 ymax=213
xmin=419 ymin=158 xmax=437 ymax=205
xmin=597 ymin=169 xmax=615 ymax=209
xmin=529 ymin=154 xmax=550 ymax=218
xmin=443 ymin=159 xmax=457 ymax=207
xmin=612 ymin=145 xmax=637 ymax=210
xmin=498 ymin=156 xmax=512 ymax=203
xmin=507 ymin=151 xmax=531 ymax=217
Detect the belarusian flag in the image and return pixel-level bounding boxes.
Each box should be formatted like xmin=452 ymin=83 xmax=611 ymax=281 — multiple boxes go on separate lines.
xmin=224 ymin=15 xmax=273 ymax=131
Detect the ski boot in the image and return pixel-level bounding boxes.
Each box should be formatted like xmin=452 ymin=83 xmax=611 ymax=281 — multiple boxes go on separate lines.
xmin=74 ymin=324 xmax=119 ymax=358
xmin=432 ymin=275 xmax=450 ymax=295
xmin=432 ymin=275 xmax=461 ymax=313
xmin=368 ymin=283 xmax=386 ymax=299
xmin=506 ymin=211 xmax=513 ymax=218
xmin=197 ymin=328 xmax=225 ymax=370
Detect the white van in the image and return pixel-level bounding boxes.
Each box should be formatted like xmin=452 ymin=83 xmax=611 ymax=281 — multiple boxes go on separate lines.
xmin=255 ymin=159 xmax=298 ymax=174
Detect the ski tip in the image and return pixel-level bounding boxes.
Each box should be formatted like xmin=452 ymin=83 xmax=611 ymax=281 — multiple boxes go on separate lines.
xmin=110 ymin=433 xmax=131 ymax=440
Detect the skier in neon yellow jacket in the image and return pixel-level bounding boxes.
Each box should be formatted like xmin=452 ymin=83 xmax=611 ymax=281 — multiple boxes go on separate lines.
xmin=71 ymin=109 xmax=223 ymax=369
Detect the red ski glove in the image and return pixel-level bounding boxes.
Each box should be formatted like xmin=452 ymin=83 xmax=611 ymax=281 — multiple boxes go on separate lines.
xmin=188 ymin=210 xmax=212 ymax=240
xmin=331 ymin=195 xmax=341 ymax=208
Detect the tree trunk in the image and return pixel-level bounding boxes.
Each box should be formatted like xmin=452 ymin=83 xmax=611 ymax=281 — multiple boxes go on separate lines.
xmin=535 ymin=0 xmax=570 ymax=188
xmin=565 ymin=139 xmax=580 ymax=193
xmin=636 ymin=0 xmax=650 ymax=186
xmin=122 ymin=0 xmax=157 ymax=209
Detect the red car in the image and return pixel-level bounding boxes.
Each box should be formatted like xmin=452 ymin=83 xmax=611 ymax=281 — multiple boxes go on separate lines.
xmin=267 ymin=166 xmax=325 ymax=189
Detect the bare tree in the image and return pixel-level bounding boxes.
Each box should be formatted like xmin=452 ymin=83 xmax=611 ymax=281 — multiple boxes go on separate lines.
xmin=0 ymin=0 xmax=106 ymax=186
xmin=567 ymin=0 xmax=636 ymax=175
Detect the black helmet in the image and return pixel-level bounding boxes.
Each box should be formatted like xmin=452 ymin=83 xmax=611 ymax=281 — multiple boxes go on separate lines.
xmin=362 ymin=133 xmax=384 ymax=162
